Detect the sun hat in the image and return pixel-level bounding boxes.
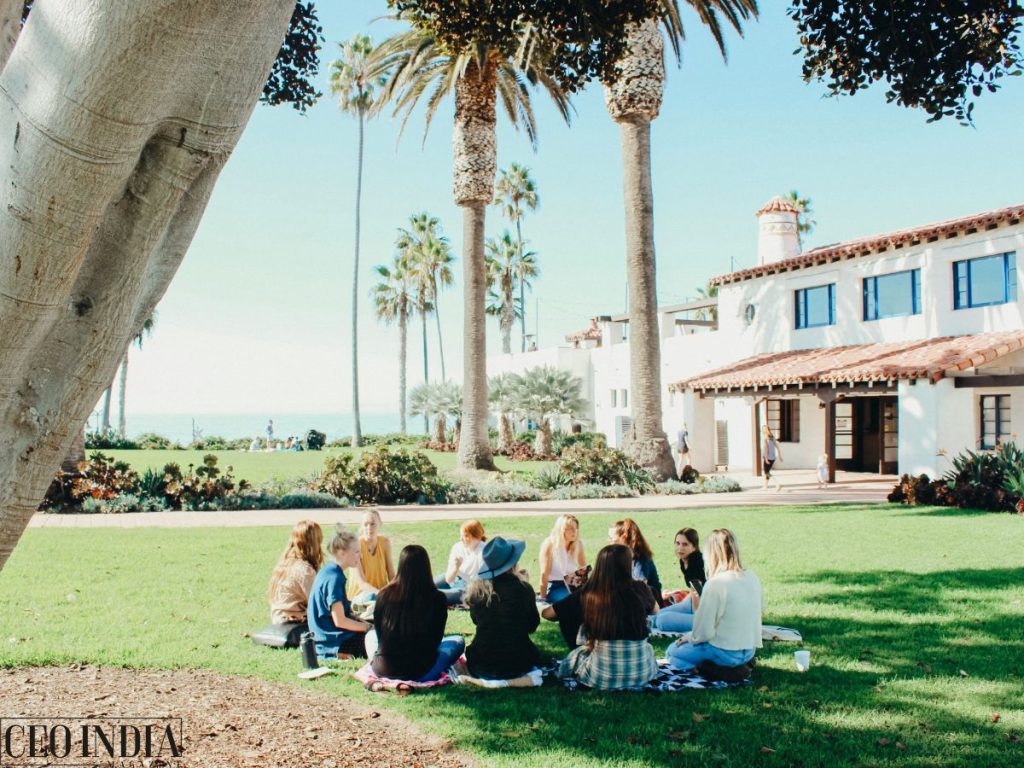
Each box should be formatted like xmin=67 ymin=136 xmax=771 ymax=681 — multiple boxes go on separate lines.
xmin=477 ymin=537 xmax=526 ymax=580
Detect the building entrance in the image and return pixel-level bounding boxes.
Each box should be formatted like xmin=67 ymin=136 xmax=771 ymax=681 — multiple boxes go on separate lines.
xmin=834 ymin=396 xmax=898 ymax=474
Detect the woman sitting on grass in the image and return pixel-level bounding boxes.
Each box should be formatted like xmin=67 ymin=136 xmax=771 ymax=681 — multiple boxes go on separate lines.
xmin=364 ymin=545 xmax=465 ymax=682
xmin=666 ymin=528 xmax=762 ymax=671
xmin=434 ymin=519 xmax=487 ymax=606
xmin=609 ymin=518 xmax=664 ymax=606
xmin=651 ymin=527 xmax=706 ymax=634
xmin=464 ymin=537 xmax=542 ymax=679
xmin=538 ymin=514 xmax=586 ymax=604
xmin=557 ymin=544 xmax=659 ymax=690
xmin=267 ymin=520 xmax=323 ymax=625
xmin=308 ymin=525 xmax=372 ymax=659
xmin=346 ymin=508 xmax=395 ymax=603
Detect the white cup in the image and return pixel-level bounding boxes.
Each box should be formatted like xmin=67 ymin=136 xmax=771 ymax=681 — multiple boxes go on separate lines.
xmin=794 ymin=649 xmax=810 ymax=672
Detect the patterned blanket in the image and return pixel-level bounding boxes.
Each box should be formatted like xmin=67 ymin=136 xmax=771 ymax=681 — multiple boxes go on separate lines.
xmin=353 ymin=662 xmax=452 ymax=691
xmin=648 ymin=624 xmax=803 ymax=643
xmin=561 ymin=661 xmax=752 ymax=692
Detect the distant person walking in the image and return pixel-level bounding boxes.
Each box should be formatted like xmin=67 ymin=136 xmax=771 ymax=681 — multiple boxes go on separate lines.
xmin=266 ymin=419 xmax=274 ymax=450
xmin=762 ymin=426 xmax=782 ymax=492
xmin=676 ymin=423 xmax=691 ymax=473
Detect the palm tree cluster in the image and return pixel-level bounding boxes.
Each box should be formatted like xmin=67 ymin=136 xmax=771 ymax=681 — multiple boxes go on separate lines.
xmin=337 ymin=1 xmax=760 ymax=479
xmin=489 ymin=367 xmax=586 ymax=457
xmin=409 ymin=381 xmax=462 ymax=447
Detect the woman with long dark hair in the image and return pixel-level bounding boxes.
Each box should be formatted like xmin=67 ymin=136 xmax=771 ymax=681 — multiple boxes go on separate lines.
xmin=609 ymin=518 xmax=663 ymax=605
xmin=365 ymin=545 xmax=464 ymax=681
xmin=651 ymin=527 xmax=706 ymax=633
xmin=557 ymin=544 xmax=659 ymax=689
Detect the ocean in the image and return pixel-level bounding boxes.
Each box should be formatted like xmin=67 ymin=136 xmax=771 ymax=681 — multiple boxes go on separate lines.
xmin=96 ymin=412 xmax=423 ymax=444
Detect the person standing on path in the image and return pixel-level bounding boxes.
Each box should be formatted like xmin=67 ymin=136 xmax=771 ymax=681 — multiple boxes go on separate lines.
xmin=677 ymin=424 xmax=691 ymax=473
xmin=762 ymin=426 xmax=782 ymax=492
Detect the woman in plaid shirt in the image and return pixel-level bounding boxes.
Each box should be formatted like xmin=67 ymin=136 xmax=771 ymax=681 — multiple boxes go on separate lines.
xmin=557 ymin=544 xmax=659 ymax=690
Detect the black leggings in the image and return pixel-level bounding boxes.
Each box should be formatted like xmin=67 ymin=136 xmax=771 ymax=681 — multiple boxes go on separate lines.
xmin=763 ymin=459 xmax=775 ymax=479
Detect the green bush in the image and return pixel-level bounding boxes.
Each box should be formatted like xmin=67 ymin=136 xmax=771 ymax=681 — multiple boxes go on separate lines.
xmin=361 ymin=433 xmax=423 ymax=447
xmin=553 ymin=431 xmax=607 ymax=455
xmin=515 ymin=430 xmax=536 ymax=445
xmin=558 ymin=445 xmax=652 ymax=491
xmin=84 ymin=429 xmax=138 ymax=450
xmin=655 ymin=476 xmax=741 ymax=495
xmin=326 ymin=437 xmax=352 ymax=448
xmin=135 ymin=432 xmax=177 ymax=450
xmin=160 ymin=455 xmax=250 ymax=511
xmin=441 ymin=477 xmax=543 ymax=504
xmin=81 ymin=494 xmax=168 ymax=514
xmin=188 ymin=436 xmax=250 ymax=451
xmin=890 ymin=443 xmax=1024 ymax=512
xmin=530 ymin=466 xmax=570 ymax=490
xmin=279 ymin=490 xmax=347 ymax=509
xmin=548 ymin=483 xmax=638 ymax=500
xmin=313 ymin=446 xmax=443 ymax=505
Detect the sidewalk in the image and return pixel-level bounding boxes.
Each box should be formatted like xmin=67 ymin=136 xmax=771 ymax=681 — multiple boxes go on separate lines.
xmin=29 ymin=470 xmax=895 ymax=529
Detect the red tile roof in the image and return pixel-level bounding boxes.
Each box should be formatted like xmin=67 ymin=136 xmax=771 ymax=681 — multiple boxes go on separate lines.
xmin=756 ymin=196 xmax=800 ymax=216
xmin=713 ymin=202 xmax=1024 ymax=286
xmin=669 ymin=331 xmax=1024 ymax=392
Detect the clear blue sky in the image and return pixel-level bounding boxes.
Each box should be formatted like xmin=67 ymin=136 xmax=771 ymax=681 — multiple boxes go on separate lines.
xmin=123 ymin=2 xmax=1024 ymax=418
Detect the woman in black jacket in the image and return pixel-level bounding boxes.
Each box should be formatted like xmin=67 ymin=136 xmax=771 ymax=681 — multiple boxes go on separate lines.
xmin=651 ymin=527 xmax=706 ymax=633
xmin=464 ymin=537 xmax=541 ymax=679
xmin=365 ymin=545 xmax=464 ymax=681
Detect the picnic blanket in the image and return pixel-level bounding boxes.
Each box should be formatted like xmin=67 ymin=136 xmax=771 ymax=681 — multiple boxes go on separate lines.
xmin=353 ymin=662 xmax=452 ymax=691
xmin=648 ymin=625 xmax=803 ymax=643
xmin=560 ymin=661 xmax=752 ymax=692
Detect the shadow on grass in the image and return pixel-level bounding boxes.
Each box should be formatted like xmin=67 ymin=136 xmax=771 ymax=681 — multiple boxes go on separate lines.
xmin=896 ymin=504 xmax=1012 ymax=517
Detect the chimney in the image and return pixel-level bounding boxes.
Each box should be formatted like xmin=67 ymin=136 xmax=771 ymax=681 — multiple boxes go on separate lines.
xmin=756 ymin=196 xmax=801 ymax=267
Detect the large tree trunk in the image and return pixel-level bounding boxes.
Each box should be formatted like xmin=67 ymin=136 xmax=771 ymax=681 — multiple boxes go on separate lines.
xmin=116 ymin=352 xmax=128 ymax=436
xmin=534 ymin=418 xmax=552 ymax=457
xmin=498 ymin=413 xmax=515 ymax=452
xmin=433 ymin=413 xmax=447 ymax=446
xmin=606 ymin=20 xmax=676 ymax=481
xmin=453 ymin=59 xmax=497 ymax=471
xmin=0 ymin=0 xmax=295 ymax=572
xmin=398 ymin=304 xmax=407 ymax=434
xmin=351 ymin=108 xmax=364 ymax=447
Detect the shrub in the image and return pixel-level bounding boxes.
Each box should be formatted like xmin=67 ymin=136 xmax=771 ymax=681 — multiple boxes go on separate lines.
xmin=515 ymin=430 xmax=536 ymax=446
xmin=548 ymin=483 xmax=638 ymax=500
xmin=361 ymin=433 xmax=423 ymax=447
xmin=188 ymin=436 xmax=250 ymax=451
xmin=313 ymin=446 xmax=443 ymax=505
xmin=553 ymin=431 xmax=607 ymax=455
xmin=160 ymin=455 xmax=249 ymax=510
xmin=81 ymin=494 xmax=168 ymax=514
xmin=531 ymin=466 xmax=570 ymax=490
xmin=135 ymin=432 xmax=177 ymax=450
xmin=326 ymin=437 xmax=352 ymax=448
xmin=72 ymin=453 xmax=141 ymax=500
xmin=696 ymin=476 xmax=742 ymax=493
xmin=279 ymin=490 xmax=347 ymax=509
xmin=441 ymin=477 xmax=543 ymax=504
xmin=84 ymin=429 xmax=138 ymax=450
xmin=305 ymin=430 xmax=327 ymax=451
xmin=558 ymin=446 xmax=653 ymax=491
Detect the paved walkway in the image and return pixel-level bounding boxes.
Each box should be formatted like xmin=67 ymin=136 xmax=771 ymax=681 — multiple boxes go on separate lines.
xmin=29 ymin=470 xmax=895 ymax=529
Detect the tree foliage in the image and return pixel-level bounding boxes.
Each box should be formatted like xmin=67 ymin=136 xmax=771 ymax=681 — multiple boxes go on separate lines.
xmin=260 ymin=1 xmax=325 ymax=112
xmin=789 ymin=0 xmax=1023 ymax=123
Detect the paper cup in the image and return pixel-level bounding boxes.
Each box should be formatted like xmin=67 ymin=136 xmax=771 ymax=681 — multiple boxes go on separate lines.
xmin=794 ymin=649 xmax=810 ymax=672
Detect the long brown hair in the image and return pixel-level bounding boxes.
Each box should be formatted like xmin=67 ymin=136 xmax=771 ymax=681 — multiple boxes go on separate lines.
xmin=580 ymin=544 xmax=648 ymax=645
xmin=376 ymin=545 xmax=441 ymax=635
xmin=612 ymin=518 xmax=652 ymax=561
xmin=267 ymin=520 xmax=323 ymax=599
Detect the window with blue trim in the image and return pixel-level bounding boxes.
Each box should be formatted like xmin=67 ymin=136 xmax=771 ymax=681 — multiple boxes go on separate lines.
xmin=954 ymin=252 xmax=1017 ymax=309
xmin=795 ymin=284 xmax=835 ymax=329
xmin=863 ymin=269 xmax=921 ymax=320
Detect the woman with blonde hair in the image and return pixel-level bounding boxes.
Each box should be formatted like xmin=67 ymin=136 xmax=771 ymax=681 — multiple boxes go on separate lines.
xmin=539 ymin=514 xmax=586 ymax=604
xmin=434 ymin=519 xmax=487 ymax=606
xmin=666 ymin=528 xmax=762 ymax=671
xmin=267 ymin=520 xmax=323 ymax=624
xmin=346 ymin=508 xmax=395 ymax=603
xmin=308 ymin=524 xmax=373 ymax=659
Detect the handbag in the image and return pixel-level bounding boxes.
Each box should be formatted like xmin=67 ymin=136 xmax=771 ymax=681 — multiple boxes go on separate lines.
xmin=564 ymin=564 xmax=592 ymax=592
xmin=251 ymin=622 xmax=305 ymax=648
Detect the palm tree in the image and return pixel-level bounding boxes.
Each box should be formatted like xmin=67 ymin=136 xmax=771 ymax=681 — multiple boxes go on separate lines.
xmin=115 ymin=312 xmax=156 ymax=438
xmin=488 ymin=372 xmax=522 ymax=452
xmin=785 ymin=190 xmax=816 ymax=249
xmin=410 ymin=381 xmax=462 ymax=446
xmin=409 ymin=213 xmax=454 ymax=381
xmin=512 ymin=366 xmax=585 ymax=456
xmin=695 ymin=281 xmax=719 ymax=323
xmin=493 ymin=163 xmax=539 ymax=351
xmin=374 ymin=21 xmax=571 ymax=472
xmin=329 ymin=34 xmax=387 ymax=449
xmin=604 ymin=0 xmax=758 ymax=480
xmin=373 ymin=252 xmax=415 ymax=434
xmin=486 ymin=231 xmax=538 ymax=354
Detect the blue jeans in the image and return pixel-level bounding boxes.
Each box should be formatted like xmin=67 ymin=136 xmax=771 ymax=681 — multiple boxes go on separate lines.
xmin=434 ymin=575 xmax=467 ymax=606
xmin=417 ymin=636 xmax=466 ymax=682
xmin=545 ymin=581 xmax=570 ymax=605
xmin=666 ymin=641 xmax=755 ymax=671
xmin=652 ymin=594 xmax=695 ymax=633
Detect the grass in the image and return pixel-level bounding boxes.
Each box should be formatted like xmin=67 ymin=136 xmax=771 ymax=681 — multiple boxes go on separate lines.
xmin=2 ymin=503 xmax=1023 ymax=767
xmin=93 ymin=448 xmax=553 ymax=485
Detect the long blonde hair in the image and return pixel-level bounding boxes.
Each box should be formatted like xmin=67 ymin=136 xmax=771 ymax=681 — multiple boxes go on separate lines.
xmin=546 ymin=514 xmax=581 ymax=555
xmin=705 ymin=528 xmax=744 ymax=577
xmin=267 ymin=520 xmax=323 ymax=599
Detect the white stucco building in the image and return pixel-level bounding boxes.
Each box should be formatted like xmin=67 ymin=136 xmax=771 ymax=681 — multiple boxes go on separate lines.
xmin=487 ymin=198 xmax=1024 ymax=479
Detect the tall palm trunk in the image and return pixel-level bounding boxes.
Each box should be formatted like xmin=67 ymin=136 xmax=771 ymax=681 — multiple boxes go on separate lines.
xmin=606 ymin=20 xmax=676 ymax=481
xmin=432 ymin=280 xmax=446 ymax=381
xmin=498 ymin=413 xmax=514 ymax=451
xmin=515 ymin=218 xmax=526 ymax=352
xmin=501 ymin=278 xmax=514 ymax=354
xmin=421 ymin=305 xmax=429 ymax=434
xmin=351 ymin=108 xmax=365 ymax=447
xmin=116 ymin=353 xmax=128 ymax=437
xmin=453 ymin=59 xmax=497 ymax=471
xmin=398 ymin=302 xmax=408 ymax=434
xmin=100 ymin=386 xmax=112 ymax=432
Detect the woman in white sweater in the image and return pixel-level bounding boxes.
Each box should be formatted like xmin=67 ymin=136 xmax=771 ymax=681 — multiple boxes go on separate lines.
xmin=666 ymin=528 xmax=762 ymax=671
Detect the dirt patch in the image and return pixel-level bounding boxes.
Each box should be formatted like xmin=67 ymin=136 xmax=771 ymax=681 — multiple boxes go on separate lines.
xmin=1 ymin=665 xmax=474 ymax=768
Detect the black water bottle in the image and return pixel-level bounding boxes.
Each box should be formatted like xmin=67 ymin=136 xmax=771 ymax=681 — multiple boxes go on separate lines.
xmin=299 ymin=631 xmax=319 ymax=670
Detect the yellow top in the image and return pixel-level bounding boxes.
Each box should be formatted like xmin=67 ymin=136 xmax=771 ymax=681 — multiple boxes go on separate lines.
xmin=347 ymin=536 xmax=391 ymax=598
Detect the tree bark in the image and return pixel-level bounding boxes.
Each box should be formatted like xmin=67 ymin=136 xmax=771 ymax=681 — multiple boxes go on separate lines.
xmin=453 ymin=59 xmax=497 ymax=471
xmin=498 ymin=413 xmax=514 ymax=452
xmin=534 ymin=418 xmax=552 ymax=457
xmin=433 ymin=277 xmax=446 ymax=381
xmin=0 ymin=0 xmax=21 ymax=70
xmin=0 ymin=0 xmax=295 ymax=572
xmin=351 ymin=108 xmax=365 ymax=447
xmin=398 ymin=304 xmax=407 ymax=434
xmin=116 ymin=352 xmax=128 ymax=436
xmin=501 ymin=289 xmax=513 ymax=354
xmin=516 ymin=218 xmax=526 ymax=352
xmin=433 ymin=413 xmax=447 ymax=446
xmin=421 ymin=304 xmax=429 ymax=435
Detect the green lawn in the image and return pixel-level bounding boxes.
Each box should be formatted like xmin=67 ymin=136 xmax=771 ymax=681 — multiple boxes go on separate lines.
xmin=93 ymin=448 xmax=552 ymax=485
xmin=2 ymin=504 xmax=1023 ymax=767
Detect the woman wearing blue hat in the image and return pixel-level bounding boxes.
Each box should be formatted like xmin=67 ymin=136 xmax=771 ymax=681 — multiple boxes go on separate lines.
xmin=464 ymin=537 xmax=542 ymax=679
